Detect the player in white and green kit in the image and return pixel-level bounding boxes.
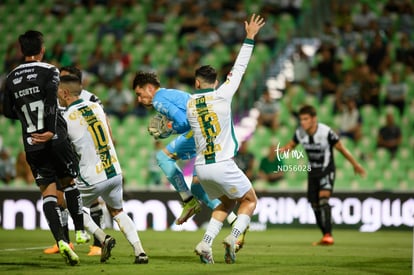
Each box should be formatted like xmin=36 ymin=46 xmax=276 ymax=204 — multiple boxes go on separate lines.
xmin=58 ymin=75 xmax=148 ymax=264
xmin=187 ymin=14 xmax=265 ymax=264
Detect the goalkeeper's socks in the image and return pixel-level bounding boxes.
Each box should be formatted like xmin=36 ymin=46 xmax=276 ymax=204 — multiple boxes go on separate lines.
xmin=156 ymin=150 xmax=192 ymax=201
xmin=191 ymin=183 xmax=220 ymax=210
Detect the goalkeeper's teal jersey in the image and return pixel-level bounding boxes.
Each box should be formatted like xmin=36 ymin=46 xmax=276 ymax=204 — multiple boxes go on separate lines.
xmin=153 ymin=88 xmax=191 ymax=134
xmin=187 ymin=39 xmax=254 ymax=165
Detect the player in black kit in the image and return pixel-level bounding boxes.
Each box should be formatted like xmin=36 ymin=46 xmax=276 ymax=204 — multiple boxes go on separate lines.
xmin=3 ymin=30 xmax=89 ymax=265
xmin=280 ymin=105 xmax=365 ymax=245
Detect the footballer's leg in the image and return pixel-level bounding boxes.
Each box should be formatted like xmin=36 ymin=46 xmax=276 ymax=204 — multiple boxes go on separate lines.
xmin=156 ymin=148 xmax=201 ymax=224
xmin=190 ymin=177 xmax=246 ymax=251
xmin=88 ymin=200 xmax=104 ymax=256
xmin=111 ymin=208 xmax=148 ymax=264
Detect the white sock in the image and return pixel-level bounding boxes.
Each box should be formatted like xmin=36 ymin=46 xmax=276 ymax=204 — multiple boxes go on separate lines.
xmin=202 ymin=218 xmax=223 ymax=246
xmin=226 ymin=212 xmax=237 ymax=225
xmin=113 ymin=211 xmax=145 ymax=255
xmin=230 ymin=214 xmax=250 ymax=239
xmin=83 ymin=210 xmax=106 ymax=243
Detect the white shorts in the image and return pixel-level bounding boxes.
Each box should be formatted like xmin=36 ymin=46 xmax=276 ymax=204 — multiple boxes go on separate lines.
xmin=195 ymin=159 xmax=252 ymax=200
xmin=77 ymin=174 xmax=123 ymax=209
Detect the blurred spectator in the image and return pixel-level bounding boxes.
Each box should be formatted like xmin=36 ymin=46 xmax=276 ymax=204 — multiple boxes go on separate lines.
xmin=97 ymin=50 xmax=124 ymax=87
xmin=377 ymin=6 xmax=394 ymax=37
xmin=333 ymin=2 xmax=352 ymax=31
xmin=177 ymin=51 xmax=201 ymax=87
xmin=304 ymin=67 xmax=322 ymax=100
xmin=234 ymin=140 xmax=256 ymax=181
xmin=365 ymin=32 xmax=391 ymax=76
xmin=335 ymin=70 xmax=361 ymax=112
xmin=291 ymin=45 xmax=310 ymax=85
xmin=216 ymin=10 xmax=243 ymax=46
xmin=15 ymin=151 xmax=34 ymax=185
xmin=377 ymin=112 xmax=402 ymax=158
xmin=398 ymin=1 xmax=414 ymax=35
xmin=255 ymin=90 xmax=279 ymax=132
xmin=0 ymin=148 xmax=15 ymax=184
xmin=62 ymin=31 xmax=79 ymax=66
xmin=104 ymin=78 xmax=134 ymax=122
xmin=188 ymin=18 xmax=220 ymax=54
xmin=384 ymin=0 xmax=402 ymax=14
xmin=395 ymin=32 xmax=414 ymax=70
xmin=352 ymin=3 xmax=377 ymax=31
xmin=164 ymin=46 xmax=186 ymax=87
xmin=136 ymin=53 xmax=156 ymax=74
xmin=4 ymin=40 xmax=23 ymax=73
xmin=97 ymin=7 xmax=133 ymax=42
xmin=45 ymin=41 xmax=72 ymax=68
xmin=359 ymin=65 xmax=381 ymax=110
xmin=257 ymin=144 xmax=284 ymax=184
xmin=339 ymin=22 xmax=362 ymax=54
xmin=44 ymin=0 xmax=71 ymax=20
xmin=147 ymin=140 xmax=163 ymax=186
xmin=177 ymin=2 xmax=205 ymax=38
xmin=319 ymin=21 xmax=340 ymax=52
xmin=317 ymin=46 xmax=341 ymax=99
xmin=384 ymin=70 xmax=408 ymax=116
xmin=256 ymin=9 xmax=279 ymax=50
xmin=338 ymin=99 xmax=362 ymax=143
xmin=86 ymin=44 xmax=105 ymax=76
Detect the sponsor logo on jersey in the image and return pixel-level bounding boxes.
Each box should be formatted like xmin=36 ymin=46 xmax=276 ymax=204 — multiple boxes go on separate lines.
xmin=12 ymin=77 xmax=22 ymax=85
xmin=27 ymin=74 xmax=38 ymax=81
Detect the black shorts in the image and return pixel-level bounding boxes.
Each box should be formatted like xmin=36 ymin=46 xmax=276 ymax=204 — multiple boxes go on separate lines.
xmin=307 ymin=171 xmax=335 ymax=205
xmin=26 ymin=138 xmax=79 ymax=187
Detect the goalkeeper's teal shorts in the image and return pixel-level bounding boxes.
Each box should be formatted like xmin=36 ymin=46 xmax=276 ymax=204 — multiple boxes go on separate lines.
xmin=166 ymin=130 xmax=196 ymax=160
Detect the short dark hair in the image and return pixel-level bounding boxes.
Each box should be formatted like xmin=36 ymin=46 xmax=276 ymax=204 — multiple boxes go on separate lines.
xmin=60 ymin=75 xmax=82 ymax=96
xmin=298 ymin=105 xmax=317 ymax=117
xmin=18 ymin=30 xmax=44 ymax=57
xmin=195 ymin=65 xmax=217 ymax=84
xmin=132 ymin=71 xmax=160 ymax=89
xmin=60 ymin=66 xmax=82 ymax=81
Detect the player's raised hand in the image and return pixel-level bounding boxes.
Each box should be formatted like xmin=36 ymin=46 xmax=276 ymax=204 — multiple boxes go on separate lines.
xmin=245 ymin=14 xmax=265 ymax=40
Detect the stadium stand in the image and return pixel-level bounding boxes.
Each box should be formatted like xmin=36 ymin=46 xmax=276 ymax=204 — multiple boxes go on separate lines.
xmin=0 ymin=0 xmax=412 ymax=193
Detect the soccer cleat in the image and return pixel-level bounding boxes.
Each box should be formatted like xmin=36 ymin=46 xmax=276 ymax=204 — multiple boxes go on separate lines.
xmin=194 ymin=241 xmax=214 ymax=264
xmin=175 ymin=197 xmax=201 ymax=225
xmin=58 ymin=240 xmax=80 ymax=266
xmin=75 ymin=230 xmax=91 ymax=244
xmin=44 ymin=242 xmax=74 ymax=254
xmin=223 ymin=235 xmax=236 ymax=264
xmin=235 ymin=225 xmax=249 ymax=253
xmin=134 ymin=253 xmax=149 ymax=264
xmin=312 ymin=233 xmax=334 ymax=246
xmin=101 ymin=235 xmax=116 ymax=263
xmin=88 ymin=245 xmax=102 ymax=256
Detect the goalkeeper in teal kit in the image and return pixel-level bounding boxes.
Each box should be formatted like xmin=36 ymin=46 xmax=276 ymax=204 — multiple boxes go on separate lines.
xmin=132 ymin=72 xmax=246 ymax=250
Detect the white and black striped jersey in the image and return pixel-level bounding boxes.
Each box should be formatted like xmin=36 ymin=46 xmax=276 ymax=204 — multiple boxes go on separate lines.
xmin=4 ymin=61 xmax=68 ymax=152
xmin=293 ymin=123 xmax=339 ymax=177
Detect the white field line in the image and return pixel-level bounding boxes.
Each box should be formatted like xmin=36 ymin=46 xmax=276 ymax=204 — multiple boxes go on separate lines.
xmin=0 ymin=246 xmax=50 ymax=252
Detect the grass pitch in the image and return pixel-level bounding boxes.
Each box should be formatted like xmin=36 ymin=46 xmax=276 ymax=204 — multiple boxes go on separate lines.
xmin=0 ymin=228 xmax=411 ymax=275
